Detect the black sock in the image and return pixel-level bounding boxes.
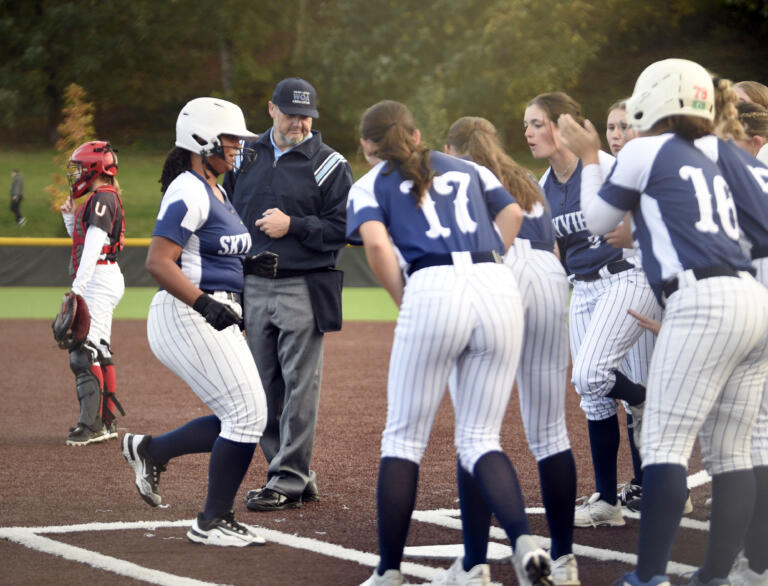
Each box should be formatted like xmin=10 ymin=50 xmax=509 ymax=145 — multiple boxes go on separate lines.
xmin=457 ymin=460 xmax=491 ymax=569
xmin=203 ymin=437 xmax=256 ymax=519
xmin=636 ymin=464 xmax=688 ymax=581
xmin=627 ymin=412 xmax=643 ymax=485
xmin=377 ymin=457 xmax=419 ymax=573
xmin=607 ymin=370 xmax=646 ymax=406
xmin=745 ymin=466 xmax=768 ymax=574
xmin=148 ymin=414 xmax=221 ymax=462
xmin=473 ymin=451 xmax=530 ymax=542
xmin=587 ymin=415 xmax=620 ymax=505
xmin=699 ymin=469 xmax=756 ymax=581
xmin=538 ymin=450 xmax=577 ymax=560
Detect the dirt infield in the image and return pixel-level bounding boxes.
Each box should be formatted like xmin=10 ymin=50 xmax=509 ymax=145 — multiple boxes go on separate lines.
xmin=0 ymin=320 xmax=710 ymax=585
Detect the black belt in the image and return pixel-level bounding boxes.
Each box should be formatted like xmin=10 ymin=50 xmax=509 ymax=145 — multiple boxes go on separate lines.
xmin=529 ymin=240 xmax=554 ymax=252
xmin=752 ymin=245 xmax=768 ymax=260
xmin=202 ymin=290 xmax=242 ymax=305
xmin=573 ymin=259 xmax=634 ymax=281
xmin=661 ymin=265 xmax=739 ymax=299
xmin=407 ymin=251 xmax=502 ymax=276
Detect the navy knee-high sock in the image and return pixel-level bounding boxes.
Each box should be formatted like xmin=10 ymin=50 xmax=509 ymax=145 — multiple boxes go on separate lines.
xmin=587 ymin=415 xmax=620 ymax=505
xmin=147 ymin=415 xmax=221 ymax=463
xmin=203 ymin=437 xmax=256 ymax=519
xmin=457 ymin=460 xmax=492 ymax=569
xmin=745 ymin=466 xmax=768 ymax=574
xmin=698 ymin=469 xmax=756 ymax=582
xmin=636 ymin=464 xmax=688 ymax=581
xmin=538 ymin=450 xmax=577 ymax=560
xmin=626 ymin=413 xmax=643 ymax=485
xmin=473 ymin=451 xmax=530 ymax=543
xmin=377 ymin=457 xmax=419 ymax=573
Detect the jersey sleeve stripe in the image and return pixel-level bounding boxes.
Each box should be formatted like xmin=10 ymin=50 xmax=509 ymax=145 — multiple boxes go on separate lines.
xmin=315 ymin=152 xmax=346 ymax=186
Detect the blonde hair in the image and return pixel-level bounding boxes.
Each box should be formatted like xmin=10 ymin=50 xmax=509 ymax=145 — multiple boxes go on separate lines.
xmin=737 ymin=101 xmax=768 ymax=139
xmin=360 ymin=100 xmax=434 ymax=204
xmin=713 ymin=77 xmax=748 ymax=141
xmin=445 ymin=116 xmax=544 ymax=213
xmin=735 ymin=80 xmax=768 ymax=108
xmin=606 ymin=99 xmax=627 ymax=115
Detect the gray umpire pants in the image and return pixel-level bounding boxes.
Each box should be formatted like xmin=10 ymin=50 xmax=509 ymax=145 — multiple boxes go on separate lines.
xmin=243 ymin=274 xmax=323 ymax=500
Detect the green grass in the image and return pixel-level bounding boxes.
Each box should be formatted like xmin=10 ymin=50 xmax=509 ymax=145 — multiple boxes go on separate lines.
xmin=0 ymin=286 xmax=398 ymax=321
xmin=0 ymin=148 xmax=544 ymax=238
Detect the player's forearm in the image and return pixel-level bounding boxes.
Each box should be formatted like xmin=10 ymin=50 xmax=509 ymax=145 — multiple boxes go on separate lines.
xmin=364 ymin=244 xmax=404 ymax=308
xmin=494 ymin=203 xmax=523 ymax=251
xmin=146 ymin=237 xmax=203 ymax=306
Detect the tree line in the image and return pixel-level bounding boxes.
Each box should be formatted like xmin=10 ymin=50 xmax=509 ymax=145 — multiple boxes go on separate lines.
xmin=2 ymin=0 xmax=766 ymax=155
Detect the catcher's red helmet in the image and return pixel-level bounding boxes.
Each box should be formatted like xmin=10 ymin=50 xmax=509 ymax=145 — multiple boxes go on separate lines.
xmin=68 ymin=140 xmax=118 ymax=198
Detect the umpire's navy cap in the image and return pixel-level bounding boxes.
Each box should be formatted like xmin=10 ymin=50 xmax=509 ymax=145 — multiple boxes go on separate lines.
xmin=272 ymin=77 xmax=319 ymax=118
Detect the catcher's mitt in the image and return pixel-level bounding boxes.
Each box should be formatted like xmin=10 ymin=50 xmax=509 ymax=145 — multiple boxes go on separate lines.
xmin=52 ymin=292 xmax=91 ymax=350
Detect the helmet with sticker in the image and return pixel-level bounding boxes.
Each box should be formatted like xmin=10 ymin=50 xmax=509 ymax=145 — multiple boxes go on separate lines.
xmin=626 ymin=58 xmax=715 ymax=133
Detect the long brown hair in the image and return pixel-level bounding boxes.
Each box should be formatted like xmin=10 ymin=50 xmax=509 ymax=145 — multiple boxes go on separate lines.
xmin=360 ymin=100 xmax=434 ymax=204
xmin=527 ymin=92 xmax=585 ymax=127
xmin=445 ymin=116 xmax=544 ymax=213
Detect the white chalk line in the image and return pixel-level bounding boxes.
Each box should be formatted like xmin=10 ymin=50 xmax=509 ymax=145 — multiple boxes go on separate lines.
xmin=0 ymin=472 xmax=711 ymax=584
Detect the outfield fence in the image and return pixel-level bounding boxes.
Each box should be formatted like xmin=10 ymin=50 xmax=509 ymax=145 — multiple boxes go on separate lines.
xmin=0 ymin=238 xmax=378 ymax=287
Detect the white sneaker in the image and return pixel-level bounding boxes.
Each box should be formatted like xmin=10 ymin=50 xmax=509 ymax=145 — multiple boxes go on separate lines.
xmin=360 ymin=568 xmax=403 ymax=586
xmin=573 ymin=493 xmax=625 ymax=527
xmin=431 ymin=557 xmax=490 ymax=585
xmin=121 ymin=433 xmax=165 ymax=507
xmin=512 ymin=534 xmax=554 ymax=585
xmin=550 ymin=554 xmax=580 ymax=585
xmin=729 ymin=551 xmax=768 ymax=585
xmin=186 ymin=512 xmax=266 ymax=547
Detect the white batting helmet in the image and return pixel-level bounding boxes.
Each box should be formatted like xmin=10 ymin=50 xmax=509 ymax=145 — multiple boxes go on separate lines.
xmin=175 ymin=97 xmax=258 ymax=155
xmin=626 ymin=58 xmax=715 ymax=133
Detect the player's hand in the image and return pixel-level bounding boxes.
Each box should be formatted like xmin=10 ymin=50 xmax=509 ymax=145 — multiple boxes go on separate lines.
xmin=61 ymin=197 xmax=76 ymax=214
xmin=192 ymin=293 xmax=244 ymax=331
xmin=255 ymin=208 xmax=290 ymax=238
xmin=628 ymin=309 xmax=661 ymax=335
xmin=605 ymin=214 xmax=634 ymax=248
xmin=558 ymin=115 xmax=601 ymax=165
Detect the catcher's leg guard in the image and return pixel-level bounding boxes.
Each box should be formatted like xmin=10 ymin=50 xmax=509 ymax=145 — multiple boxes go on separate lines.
xmin=99 ymin=355 xmax=125 ymax=427
xmin=69 ymin=344 xmax=103 ymax=430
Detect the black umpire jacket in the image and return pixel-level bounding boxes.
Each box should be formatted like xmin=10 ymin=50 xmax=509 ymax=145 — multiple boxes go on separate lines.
xmin=224 ymin=130 xmax=353 ymax=273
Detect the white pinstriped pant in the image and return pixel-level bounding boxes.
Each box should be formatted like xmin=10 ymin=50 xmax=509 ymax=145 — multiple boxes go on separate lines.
xmin=383 ymin=253 xmax=524 ymax=473
xmin=569 ymin=267 xmax=660 ymax=420
xmin=81 ymin=263 xmax=124 ymax=359
xmin=504 ymin=240 xmax=571 ymax=461
xmin=751 ymin=257 xmax=768 ymax=467
xmin=642 ymin=272 xmax=768 ymax=474
xmin=147 ymin=290 xmax=267 ymax=444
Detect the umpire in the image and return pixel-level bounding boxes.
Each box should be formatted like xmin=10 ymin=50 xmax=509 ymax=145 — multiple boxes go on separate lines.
xmin=225 ymin=77 xmax=353 ymax=511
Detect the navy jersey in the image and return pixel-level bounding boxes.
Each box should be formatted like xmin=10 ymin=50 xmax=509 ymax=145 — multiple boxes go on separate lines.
xmin=153 ymin=170 xmax=252 ymax=293
xmin=518 ymin=201 xmax=555 ymax=249
xmin=541 ymin=150 xmax=627 ymax=275
xmin=346 ymin=151 xmax=514 ymax=264
xmin=695 ymin=135 xmax=768 ymax=256
xmin=596 ymin=133 xmax=753 ymax=300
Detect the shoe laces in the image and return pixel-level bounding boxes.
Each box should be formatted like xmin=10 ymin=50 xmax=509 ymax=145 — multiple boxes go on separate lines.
xmin=221 ymin=511 xmax=248 ymax=534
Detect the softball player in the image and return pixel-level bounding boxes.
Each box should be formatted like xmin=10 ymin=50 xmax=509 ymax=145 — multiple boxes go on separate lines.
xmin=121 ymin=97 xmax=267 ymax=547
xmin=350 ymin=101 xmax=553 ymax=586
xmin=697 ymin=84 xmax=768 ymax=585
xmin=562 ymin=58 xmax=768 ymax=586
xmin=60 ymin=141 xmax=125 ymax=446
xmin=445 ymin=116 xmax=579 ymax=585
xmin=524 ymin=92 xmax=660 ymax=528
